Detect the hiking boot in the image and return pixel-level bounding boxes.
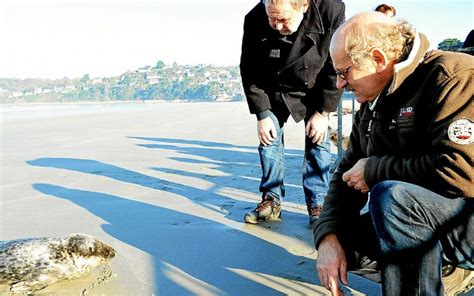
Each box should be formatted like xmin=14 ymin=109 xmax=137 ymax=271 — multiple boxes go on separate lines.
xmin=349 ymin=255 xmax=381 ymax=283
xmin=349 ymin=255 xmax=379 ymax=274
xmin=442 ymin=265 xmax=474 ymax=296
xmin=308 ymin=205 xmax=323 ymax=228
xmin=244 ymin=197 xmax=281 ymax=224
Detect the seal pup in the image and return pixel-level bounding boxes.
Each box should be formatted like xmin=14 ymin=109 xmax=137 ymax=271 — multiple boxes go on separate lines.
xmin=0 ymin=233 xmax=115 ymax=294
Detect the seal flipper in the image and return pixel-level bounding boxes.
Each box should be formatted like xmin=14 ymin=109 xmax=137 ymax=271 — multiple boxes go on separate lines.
xmin=10 ymin=272 xmax=51 ymax=295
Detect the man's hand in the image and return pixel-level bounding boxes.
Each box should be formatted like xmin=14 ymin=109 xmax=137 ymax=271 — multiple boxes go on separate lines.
xmin=316 ymin=234 xmax=348 ymax=296
xmin=257 ymin=117 xmax=277 ymax=146
xmin=342 ymin=158 xmax=369 ymax=193
xmin=305 ymin=112 xmax=329 ymax=144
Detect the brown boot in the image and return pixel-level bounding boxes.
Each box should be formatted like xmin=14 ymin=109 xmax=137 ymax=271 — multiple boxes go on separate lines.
xmin=244 ymin=196 xmax=281 ymax=224
xmin=308 ymin=205 xmax=323 ymax=228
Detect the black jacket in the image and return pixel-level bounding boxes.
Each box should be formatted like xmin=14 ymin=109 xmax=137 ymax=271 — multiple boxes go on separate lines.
xmin=314 ymin=34 xmax=474 ymax=248
xmin=240 ymin=0 xmax=345 ymax=122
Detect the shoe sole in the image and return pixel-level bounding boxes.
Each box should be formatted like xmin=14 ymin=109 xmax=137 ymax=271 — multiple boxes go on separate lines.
xmin=243 ymin=212 xmax=281 ymax=224
xmin=244 ymin=214 xmax=258 ymax=224
xmin=349 ymin=268 xmax=379 ymax=275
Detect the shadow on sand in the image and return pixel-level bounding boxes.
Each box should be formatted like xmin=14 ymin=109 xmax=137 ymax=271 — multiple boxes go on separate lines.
xmin=27 ymin=137 xmax=336 ymax=295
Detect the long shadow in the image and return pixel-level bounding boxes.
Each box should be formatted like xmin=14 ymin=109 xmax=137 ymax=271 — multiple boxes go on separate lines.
xmin=32 ymin=183 xmax=325 ymax=295
xmin=128 ymin=137 xmax=256 ymax=151
xmin=25 ymin=138 xmax=337 ymax=293
xmin=128 ymin=137 xmax=304 ymax=156
xmin=120 ymin=138 xmax=380 ymax=295
xmin=27 ymin=157 xmax=258 ymax=223
xmin=128 ymin=137 xmax=305 ymax=203
xmin=128 ymin=136 xmax=304 ymax=157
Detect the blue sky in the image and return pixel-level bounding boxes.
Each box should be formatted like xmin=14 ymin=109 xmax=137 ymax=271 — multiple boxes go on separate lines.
xmin=1 ymin=0 xmax=472 ymax=79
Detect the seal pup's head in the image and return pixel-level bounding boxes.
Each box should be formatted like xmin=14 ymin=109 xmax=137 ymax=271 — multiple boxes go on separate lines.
xmin=65 ymin=233 xmax=116 ymax=259
xmin=0 ymin=233 xmax=116 ymax=294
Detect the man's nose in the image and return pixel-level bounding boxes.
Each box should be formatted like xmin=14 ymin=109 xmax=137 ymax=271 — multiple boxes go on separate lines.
xmin=336 ymin=77 xmax=347 ymax=90
xmin=274 ymin=22 xmax=283 ymax=30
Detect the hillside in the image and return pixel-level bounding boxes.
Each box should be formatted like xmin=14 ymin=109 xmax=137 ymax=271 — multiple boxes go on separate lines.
xmin=0 ymin=61 xmax=243 ymax=104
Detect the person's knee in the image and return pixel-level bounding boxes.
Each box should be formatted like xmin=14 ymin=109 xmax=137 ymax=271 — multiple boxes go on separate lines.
xmin=369 ymin=181 xmax=415 ymax=254
xmin=369 ymin=181 xmax=415 ymax=221
xmin=370 ymin=181 xmax=396 ymax=210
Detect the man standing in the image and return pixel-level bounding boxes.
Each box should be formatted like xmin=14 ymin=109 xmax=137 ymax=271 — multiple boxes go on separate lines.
xmin=313 ymin=12 xmax=473 ymax=296
xmin=240 ymin=0 xmax=345 ymax=227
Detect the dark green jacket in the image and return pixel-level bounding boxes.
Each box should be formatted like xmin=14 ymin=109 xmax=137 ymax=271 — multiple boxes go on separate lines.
xmin=314 ymin=33 xmax=474 ymax=248
xmin=240 ymin=0 xmax=345 ymax=122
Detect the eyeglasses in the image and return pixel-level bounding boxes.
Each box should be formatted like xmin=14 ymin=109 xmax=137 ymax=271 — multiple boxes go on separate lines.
xmin=335 ymin=64 xmax=353 ymax=80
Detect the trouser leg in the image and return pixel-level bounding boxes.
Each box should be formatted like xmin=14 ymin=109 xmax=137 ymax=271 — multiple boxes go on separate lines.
xmin=369 ymin=180 xmax=474 ymax=296
xmin=302 ymin=136 xmax=331 ymax=207
xmin=258 ymin=112 xmax=285 ymax=200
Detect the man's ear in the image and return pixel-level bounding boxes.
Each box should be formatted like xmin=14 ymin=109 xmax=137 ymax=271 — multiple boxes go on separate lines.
xmin=372 ymin=49 xmax=389 ymax=73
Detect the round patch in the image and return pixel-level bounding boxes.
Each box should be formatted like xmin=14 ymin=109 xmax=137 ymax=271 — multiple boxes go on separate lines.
xmin=447 ymin=118 xmax=474 ymax=145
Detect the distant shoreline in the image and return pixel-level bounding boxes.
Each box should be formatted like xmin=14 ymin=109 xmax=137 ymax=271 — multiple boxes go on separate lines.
xmin=1 ymin=91 xmax=356 ymax=107
xmin=0 ymin=100 xmax=240 ymax=120
xmin=1 ymin=98 xmax=359 ymax=121
xmin=0 ymin=99 xmax=186 ymax=107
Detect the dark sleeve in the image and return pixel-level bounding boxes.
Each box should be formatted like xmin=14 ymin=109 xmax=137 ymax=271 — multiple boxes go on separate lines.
xmin=313 ymin=109 xmax=369 ymax=248
xmin=364 ymin=64 xmax=474 ymax=198
xmin=239 ymin=10 xmax=272 ymax=115
xmin=312 ymin=2 xmax=345 ymax=113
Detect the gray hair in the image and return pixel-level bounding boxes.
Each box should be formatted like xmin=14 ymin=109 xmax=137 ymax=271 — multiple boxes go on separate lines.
xmin=263 ymin=0 xmax=307 ymax=10
xmin=345 ymin=20 xmax=416 ymax=69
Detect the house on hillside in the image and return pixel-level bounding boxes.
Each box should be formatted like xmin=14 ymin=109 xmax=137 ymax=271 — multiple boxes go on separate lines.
xmin=137 ymin=66 xmax=151 ymax=73
xmin=146 ymin=72 xmax=160 ymax=84
xmin=12 ymin=91 xmax=23 ymax=98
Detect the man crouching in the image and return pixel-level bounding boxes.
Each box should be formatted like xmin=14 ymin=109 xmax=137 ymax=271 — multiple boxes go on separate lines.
xmin=313 ymin=11 xmax=473 ymax=296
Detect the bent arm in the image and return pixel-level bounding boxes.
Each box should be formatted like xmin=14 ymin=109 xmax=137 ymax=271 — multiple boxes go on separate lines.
xmin=240 ymin=14 xmax=272 ymax=115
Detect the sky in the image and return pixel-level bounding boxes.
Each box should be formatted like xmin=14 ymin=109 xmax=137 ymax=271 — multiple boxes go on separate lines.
xmin=1 ymin=0 xmax=472 ymax=79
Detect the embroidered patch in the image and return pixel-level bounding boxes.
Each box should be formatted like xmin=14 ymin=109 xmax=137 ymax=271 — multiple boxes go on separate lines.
xmin=399 ymin=106 xmax=415 ymax=117
xmin=447 ymin=118 xmax=474 ymax=145
xmin=269 ymin=49 xmax=280 ymax=58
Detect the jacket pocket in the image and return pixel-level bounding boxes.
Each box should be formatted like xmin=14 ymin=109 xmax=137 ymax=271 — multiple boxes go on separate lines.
xmin=395 ymin=116 xmax=416 ymax=132
xmin=392 ymin=116 xmax=418 ymax=154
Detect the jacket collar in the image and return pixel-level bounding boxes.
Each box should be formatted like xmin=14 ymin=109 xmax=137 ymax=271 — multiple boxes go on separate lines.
xmin=387 ymin=33 xmax=430 ymax=94
xmin=301 ymin=0 xmax=324 ymax=35
xmin=282 ymin=0 xmax=323 ymax=69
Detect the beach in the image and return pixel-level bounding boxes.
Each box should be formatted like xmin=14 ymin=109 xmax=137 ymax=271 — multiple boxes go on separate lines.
xmin=0 ymin=101 xmax=378 ymax=295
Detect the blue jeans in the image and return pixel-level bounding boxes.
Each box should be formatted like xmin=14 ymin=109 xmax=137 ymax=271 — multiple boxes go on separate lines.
xmin=369 ymin=181 xmax=474 ymax=296
xmin=258 ymin=112 xmax=331 ymax=207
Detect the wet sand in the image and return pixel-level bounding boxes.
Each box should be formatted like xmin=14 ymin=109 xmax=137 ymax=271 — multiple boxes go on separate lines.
xmin=0 ymin=101 xmax=379 ymax=295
